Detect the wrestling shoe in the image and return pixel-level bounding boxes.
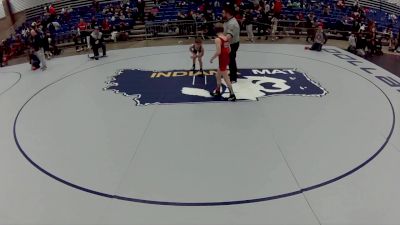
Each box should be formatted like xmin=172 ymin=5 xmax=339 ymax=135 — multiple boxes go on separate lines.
xmin=210 ymin=88 xmax=222 ymax=97
xmin=227 ymin=94 xmax=236 ymax=102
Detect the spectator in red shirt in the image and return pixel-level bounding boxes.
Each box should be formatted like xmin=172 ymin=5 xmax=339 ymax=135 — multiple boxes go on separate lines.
xmin=48 ymin=4 xmax=57 ymax=22
xmin=78 ymin=18 xmax=87 ymax=31
xmin=77 ymin=19 xmax=88 ymax=45
xmin=102 ymin=19 xmax=111 ymax=35
xmin=49 ymin=4 xmax=56 ymax=15
xmin=273 ymin=0 xmax=282 ymax=17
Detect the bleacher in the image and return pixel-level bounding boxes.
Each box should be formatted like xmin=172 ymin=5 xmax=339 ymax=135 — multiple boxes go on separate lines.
xmin=25 ymin=0 xmax=121 ymax=21
xmin=150 ymin=0 xmax=399 ymax=35
xmin=20 ymin=0 xmax=145 ymax=46
xmin=152 ymin=0 xmax=225 ymax=22
xmin=3 ymin=0 xmax=400 ymax=62
xmin=16 ymin=0 xmax=400 ymax=44
xmin=346 ymin=0 xmax=400 ymax=16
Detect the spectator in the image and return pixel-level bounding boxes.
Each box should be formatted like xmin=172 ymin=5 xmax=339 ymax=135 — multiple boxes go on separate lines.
xmin=243 ymin=9 xmax=255 ymax=42
xmin=30 ymin=27 xmax=47 ymax=70
xmin=116 ymin=22 xmax=129 ymax=41
xmin=177 ymin=0 xmax=188 ymax=7
xmin=306 ymin=12 xmax=316 ymax=42
xmin=273 ymin=0 xmax=282 ymax=17
xmin=67 ymin=5 xmax=73 ymax=13
xmin=323 ymin=5 xmax=330 ymax=16
xmin=285 ymin=0 xmax=291 ymax=8
xmin=122 ymin=0 xmax=130 ymax=7
xmin=137 ymin=0 xmax=145 ymax=22
xmin=48 ymin=4 xmax=56 ymax=15
xmin=264 ymin=2 xmax=270 ymax=13
xmin=356 ymin=33 xmax=367 ymax=56
xmin=305 ymin=24 xmax=327 ymax=51
xmin=151 ymin=6 xmax=159 ymax=17
xmin=300 ymin=0 xmax=304 ymax=9
xmin=92 ymin=0 xmax=100 ymax=12
xmin=91 ymin=16 xmax=98 ymax=29
xmin=120 ymin=13 xmax=126 ymax=20
xmin=90 ymin=26 xmax=106 ymax=59
xmin=337 ymin=0 xmax=345 ymax=10
xmin=256 ymin=8 xmax=269 ymax=40
xmin=3 ymin=39 xmax=10 ymax=57
xmin=389 ymin=14 xmax=397 ymax=24
xmin=43 ymin=32 xmax=52 ymax=60
xmin=294 ymin=13 xmax=303 ymax=39
xmin=61 ymin=6 xmax=71 ymax=22
xmin=78 ymin=18 xmax=89 ymax=44
xmin=48 ymin=4 xmax=56 ymax=22
xmin=47 ymin=21 xmax=60 ymax=35
xmin=177 ymin=12 xmax=186 ymax=21
xmin=28 ymin=47 xmax=41 ymax=70
xmin=388 ymin=29 xmax=396 ymax=52
xmin=352 ymin=19 xmax=361 ymax=32
xmin=366 ymin=30 xmax=377 ymax=55
xmin=48 ymin=33 xmax=61 ymax=56
xmin=102 ymin=19 xmax=112 ymax=35
xmin=271 ymin=16 xmax=278 ymax=41
xmin=353 ymin=0 xmax=359 ymax=11
xmin=348 ymin=32 xmax=357 ymax=53
xmin=73 ymin=30 xmax=81 ymax=52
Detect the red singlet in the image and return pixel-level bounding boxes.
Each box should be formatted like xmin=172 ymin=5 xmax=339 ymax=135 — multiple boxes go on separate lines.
xmin=218 ymin=36 xmax=230 ymax=72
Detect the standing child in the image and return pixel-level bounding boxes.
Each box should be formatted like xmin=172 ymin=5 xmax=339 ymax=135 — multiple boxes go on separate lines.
xmin=271 ymin=16 xmax=278 ymax=41
xmin=210 ymin=23 xmax=236 ymax=101
xmin=189 ymin=37 xmax=204 ymax=72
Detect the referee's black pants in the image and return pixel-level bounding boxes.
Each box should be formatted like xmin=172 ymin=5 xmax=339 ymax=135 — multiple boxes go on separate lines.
xmin=229 ymin=42 xmax=240 ymax=82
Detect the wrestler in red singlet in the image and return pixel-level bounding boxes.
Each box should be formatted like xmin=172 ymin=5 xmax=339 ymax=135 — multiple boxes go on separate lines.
xmin=210 ymin=23 xmax=236 ymax=101
xmin=218 ymin=35 xmax=230 ymax=72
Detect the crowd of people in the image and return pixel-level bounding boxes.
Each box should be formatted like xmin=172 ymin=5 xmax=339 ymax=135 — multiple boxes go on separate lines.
xmin=0 ymin=0 xmax=142 ymax=68
xmin=169 ymin=0 xmax=327 ymax=45
xmin=169 ymin=0 xmax=398 ymax=53
xmin=0 ymin=0 xmax=399 ymax=68
xmin=344 ymin=0 xmax=400 ymax=55
xmin=0 ymin=3 xmax=69 ymax=68
xmin=73 ymin=0 xmax=142 ymax=52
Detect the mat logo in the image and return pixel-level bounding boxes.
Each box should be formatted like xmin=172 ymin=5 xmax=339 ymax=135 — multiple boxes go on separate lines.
xmin=104 ymin=69 xmax=327 ymax=105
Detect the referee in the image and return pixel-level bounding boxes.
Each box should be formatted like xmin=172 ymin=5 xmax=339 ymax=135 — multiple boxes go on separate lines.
xmin=223 ymin=6 xmax=240 ymax=83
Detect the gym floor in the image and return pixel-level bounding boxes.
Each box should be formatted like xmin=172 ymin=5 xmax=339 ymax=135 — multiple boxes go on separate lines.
xmin=0 ymin=44 xmax=399 ymax=225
